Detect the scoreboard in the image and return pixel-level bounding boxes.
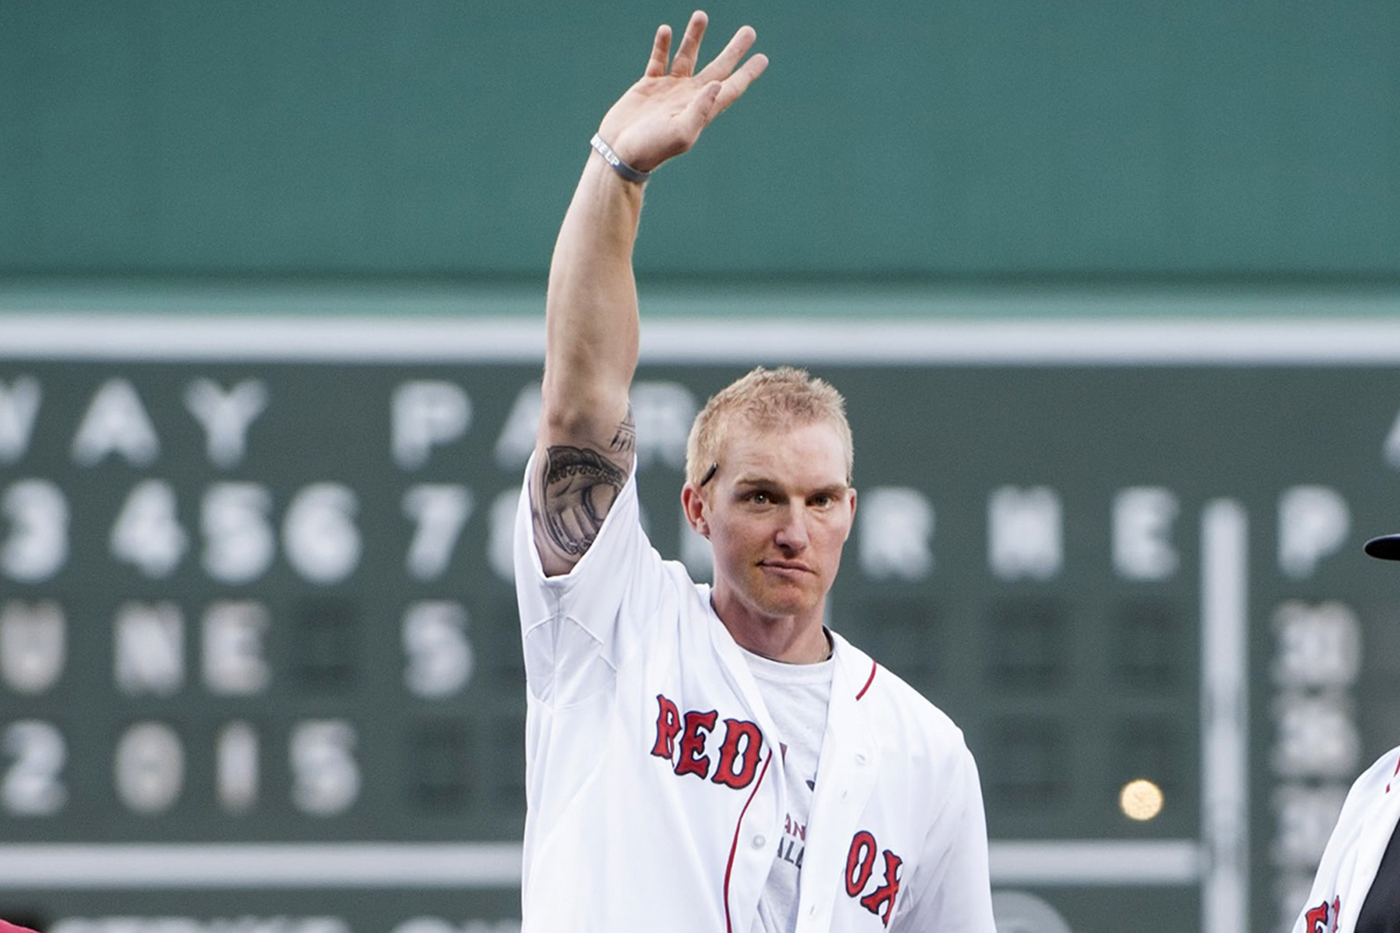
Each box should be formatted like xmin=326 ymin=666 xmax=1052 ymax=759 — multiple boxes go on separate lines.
xmin=2 ymin=311 xmax=1400 ymax=933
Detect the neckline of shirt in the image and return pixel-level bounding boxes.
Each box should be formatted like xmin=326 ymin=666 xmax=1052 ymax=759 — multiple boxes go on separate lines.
xmin=738 ymin=641 xmax=836 ymax=685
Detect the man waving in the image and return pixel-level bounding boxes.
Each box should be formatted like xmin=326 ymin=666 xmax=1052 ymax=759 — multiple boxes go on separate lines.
xmin=514 ymin=12 xmax=996 ymax=932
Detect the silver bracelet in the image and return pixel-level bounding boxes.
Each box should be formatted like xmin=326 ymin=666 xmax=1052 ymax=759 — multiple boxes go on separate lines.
xmin=590 ymin=134 xmax=651 ymax=184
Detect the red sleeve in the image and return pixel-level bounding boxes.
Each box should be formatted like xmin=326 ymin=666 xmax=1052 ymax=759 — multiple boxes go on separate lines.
xmin=0 ymin=921 xmax=40 ymax=933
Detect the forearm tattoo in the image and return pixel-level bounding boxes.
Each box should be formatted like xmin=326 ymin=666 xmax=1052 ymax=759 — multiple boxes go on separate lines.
xmin=533 ymin=445 xmax=628 ymax=557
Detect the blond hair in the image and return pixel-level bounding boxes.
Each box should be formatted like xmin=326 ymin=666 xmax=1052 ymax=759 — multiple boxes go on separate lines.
xmin=685 ymin=366 xmax=853 ymax=489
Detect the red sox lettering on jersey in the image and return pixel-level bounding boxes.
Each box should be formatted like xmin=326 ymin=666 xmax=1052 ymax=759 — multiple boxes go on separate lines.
xmin=845 ymin=830 xmax=904 ymax=927
xmin=652 ymin=694 xmax=909 ymax=925
xmin=1304 ymin=897 xmax=1340 ymax=933
xmin=651 ymin=694 xmax=764 ymax=789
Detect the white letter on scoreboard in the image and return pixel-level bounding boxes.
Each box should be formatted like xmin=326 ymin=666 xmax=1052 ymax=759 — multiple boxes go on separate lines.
xmin=283 ymin=483 xmax=361 ymax=585
xmin=110 ymin=479 xmax=189 ymax=578
xmin=392 ymin=381 xmax=472 ymax=469
xmin=859 ymin=487 xmax=934 ymax=581
xmin=988 ymin=486 xmax=1062 ymax=581
xmin=2 ymin=479 xmax=69 ymax=583
xmin=2 ymin=720 xmax=67 ymax=815
xmin=115 ymin=721 xmax=185 ymax=814
xmin=631 ymin=381 xmax=697 ymax=470
xmin=494 ymin=385 xmax=542 ymax=469
xmin=1112 ymin=486 xmax=1179 ymax=581
xmin=1272 ymin=693 xmax=1360 ymax=778
xmin=1271 ymin=783 xmax=1348 ymax=870
xmin=0 ymin=376 xmax=41 ymax=464
xmin=291 ymin=720 xmax=360 ymax=815
xmin=184 ymin=378 xmax=269 ymax=469
xmin=202 ymin=482 xmax=275 ymax=584
xmin=1278 ymin=486 xmax=1349 ymax=579
xmin=0 ymin=601 xmax=65 ymax=694
xmin=114 ymin=602 xmax=185 ymax=696
xmin=402 ymin=602 xmax=475 ymax=698
xmin=217 ymin=721 xmax=259 ymax=813
xmin=403 ymin=484 xmax=474 ymax=581
xmin=71 ymin=378 xmax=160 ymax=467
xmin=1270 ymin=601 xmax=1361 ymax=689
xmin=203 ymin=601 xmax=271 ymax=695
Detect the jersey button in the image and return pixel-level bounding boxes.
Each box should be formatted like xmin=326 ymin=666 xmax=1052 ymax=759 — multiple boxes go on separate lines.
xmin=856 ymin=752 xmax=868 ymax=766
xmin=752 ymin=834 xmax=766 ymax=849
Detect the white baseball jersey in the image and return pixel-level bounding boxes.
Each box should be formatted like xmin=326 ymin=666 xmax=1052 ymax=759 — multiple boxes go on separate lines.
xmin=513 ymin=458 xmax=996 ymax=933
xmin=1290 ymin=746 xmax=1400 ymax=933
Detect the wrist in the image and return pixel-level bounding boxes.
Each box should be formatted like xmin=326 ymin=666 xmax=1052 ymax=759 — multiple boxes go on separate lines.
xmin=590 ymin=134 xmax=651 ymax=185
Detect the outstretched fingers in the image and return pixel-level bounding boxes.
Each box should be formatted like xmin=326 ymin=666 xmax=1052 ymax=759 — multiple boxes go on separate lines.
xmin=696 ymin=24 xmax=757 ymax=83
xmin=668 ymin=10 xmax=708 ymax=77
xmin=711 ymin=52 xmax=768 ymax=116
xmin=605 ymin=12 xmax=765 ymax=170
xmin=675 ymin=81 xmax=724 ymax=140
xmin=644 ymin=24 xmax=671 ymax=78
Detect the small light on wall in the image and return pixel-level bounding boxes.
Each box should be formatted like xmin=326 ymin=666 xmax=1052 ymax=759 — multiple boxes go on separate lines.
xmin=1119 ymin=778 xmax=1165 ymax=821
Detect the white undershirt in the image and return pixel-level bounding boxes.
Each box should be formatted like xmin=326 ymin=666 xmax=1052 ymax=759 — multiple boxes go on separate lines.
xmin=741 ymin=644 xmax=834 ymax=933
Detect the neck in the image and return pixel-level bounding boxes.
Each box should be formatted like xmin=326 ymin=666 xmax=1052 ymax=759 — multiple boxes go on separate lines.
xmin=711 ymin=592 xmax=831 ymax=664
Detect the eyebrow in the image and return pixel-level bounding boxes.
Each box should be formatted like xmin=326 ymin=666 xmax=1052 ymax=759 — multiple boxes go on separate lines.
xmin=731 ymin=476 xmax=849 ymax=496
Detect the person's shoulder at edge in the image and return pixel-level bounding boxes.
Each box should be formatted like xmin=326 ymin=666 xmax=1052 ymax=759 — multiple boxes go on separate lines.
xmin=0 ymin=921 xmax=40 ymax=933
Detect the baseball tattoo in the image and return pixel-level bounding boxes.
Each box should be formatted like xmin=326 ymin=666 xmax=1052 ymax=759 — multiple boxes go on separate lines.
xmin=534 ymin=444 xmax=628 ymax=557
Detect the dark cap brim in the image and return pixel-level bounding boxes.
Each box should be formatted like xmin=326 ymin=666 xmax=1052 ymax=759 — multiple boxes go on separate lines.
xmin=1364 ymin=534 xmax=1400 ymax=560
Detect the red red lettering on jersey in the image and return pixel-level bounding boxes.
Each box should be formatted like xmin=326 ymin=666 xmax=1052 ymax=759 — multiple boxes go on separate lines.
xmin=650 ymin=697 xmax=764 ymax=788
xmin=712 ymin=718 xmax=763 ymax=789
xmin=845 ymin=831 xmax=877 ymax=896
xmin=845 ymin=831 xmax=904 ymax=927
xmin=1305 ymin=896 xmax=1340 ymax=933
xmin=675 ymin=710 xmax=719 ymax=779
xmin=651 ymin=694 xmax=681 ymax=759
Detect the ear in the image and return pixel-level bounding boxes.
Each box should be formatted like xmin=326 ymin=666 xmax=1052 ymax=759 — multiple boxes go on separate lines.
xmin=681 ymin=484 xmax=710 ymax=537
xmin=841 ymin=487 xmax=857 ymax=542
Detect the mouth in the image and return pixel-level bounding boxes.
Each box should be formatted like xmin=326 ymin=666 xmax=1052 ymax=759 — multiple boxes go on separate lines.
xmin=759 ymin=560 xmax=814 ymax=575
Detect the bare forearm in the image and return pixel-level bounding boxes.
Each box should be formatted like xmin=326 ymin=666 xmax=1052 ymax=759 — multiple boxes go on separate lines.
xmin=541 ymin=152 xmax=643 ymax=439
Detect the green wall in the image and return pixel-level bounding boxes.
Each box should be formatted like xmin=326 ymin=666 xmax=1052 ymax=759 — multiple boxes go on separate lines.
xmin=3 ymin=0 xmax=1398 ymax=281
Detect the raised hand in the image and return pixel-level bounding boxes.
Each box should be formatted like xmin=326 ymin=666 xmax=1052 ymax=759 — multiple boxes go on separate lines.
xmin=596 ymin=11 xmax=768 ymax=175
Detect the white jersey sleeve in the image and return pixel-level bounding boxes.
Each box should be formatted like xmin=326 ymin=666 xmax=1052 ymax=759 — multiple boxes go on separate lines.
xmin=512 ymin=451 xmax=667 ymax=708
xmin=890 ymin=743 xmax=995 ymax=932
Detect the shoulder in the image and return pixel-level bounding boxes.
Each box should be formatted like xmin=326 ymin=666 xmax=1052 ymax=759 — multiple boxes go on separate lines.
xmin=836 ymin=634 xmax=972 ymax=761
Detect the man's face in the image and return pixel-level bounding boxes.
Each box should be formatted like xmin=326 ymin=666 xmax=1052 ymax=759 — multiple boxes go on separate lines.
xmin=684 ymin=419 xmax=856 ymax=626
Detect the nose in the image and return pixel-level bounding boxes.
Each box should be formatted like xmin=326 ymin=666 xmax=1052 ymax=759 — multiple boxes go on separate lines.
xmin=773 ymin=505 xmax=810 ymax=553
